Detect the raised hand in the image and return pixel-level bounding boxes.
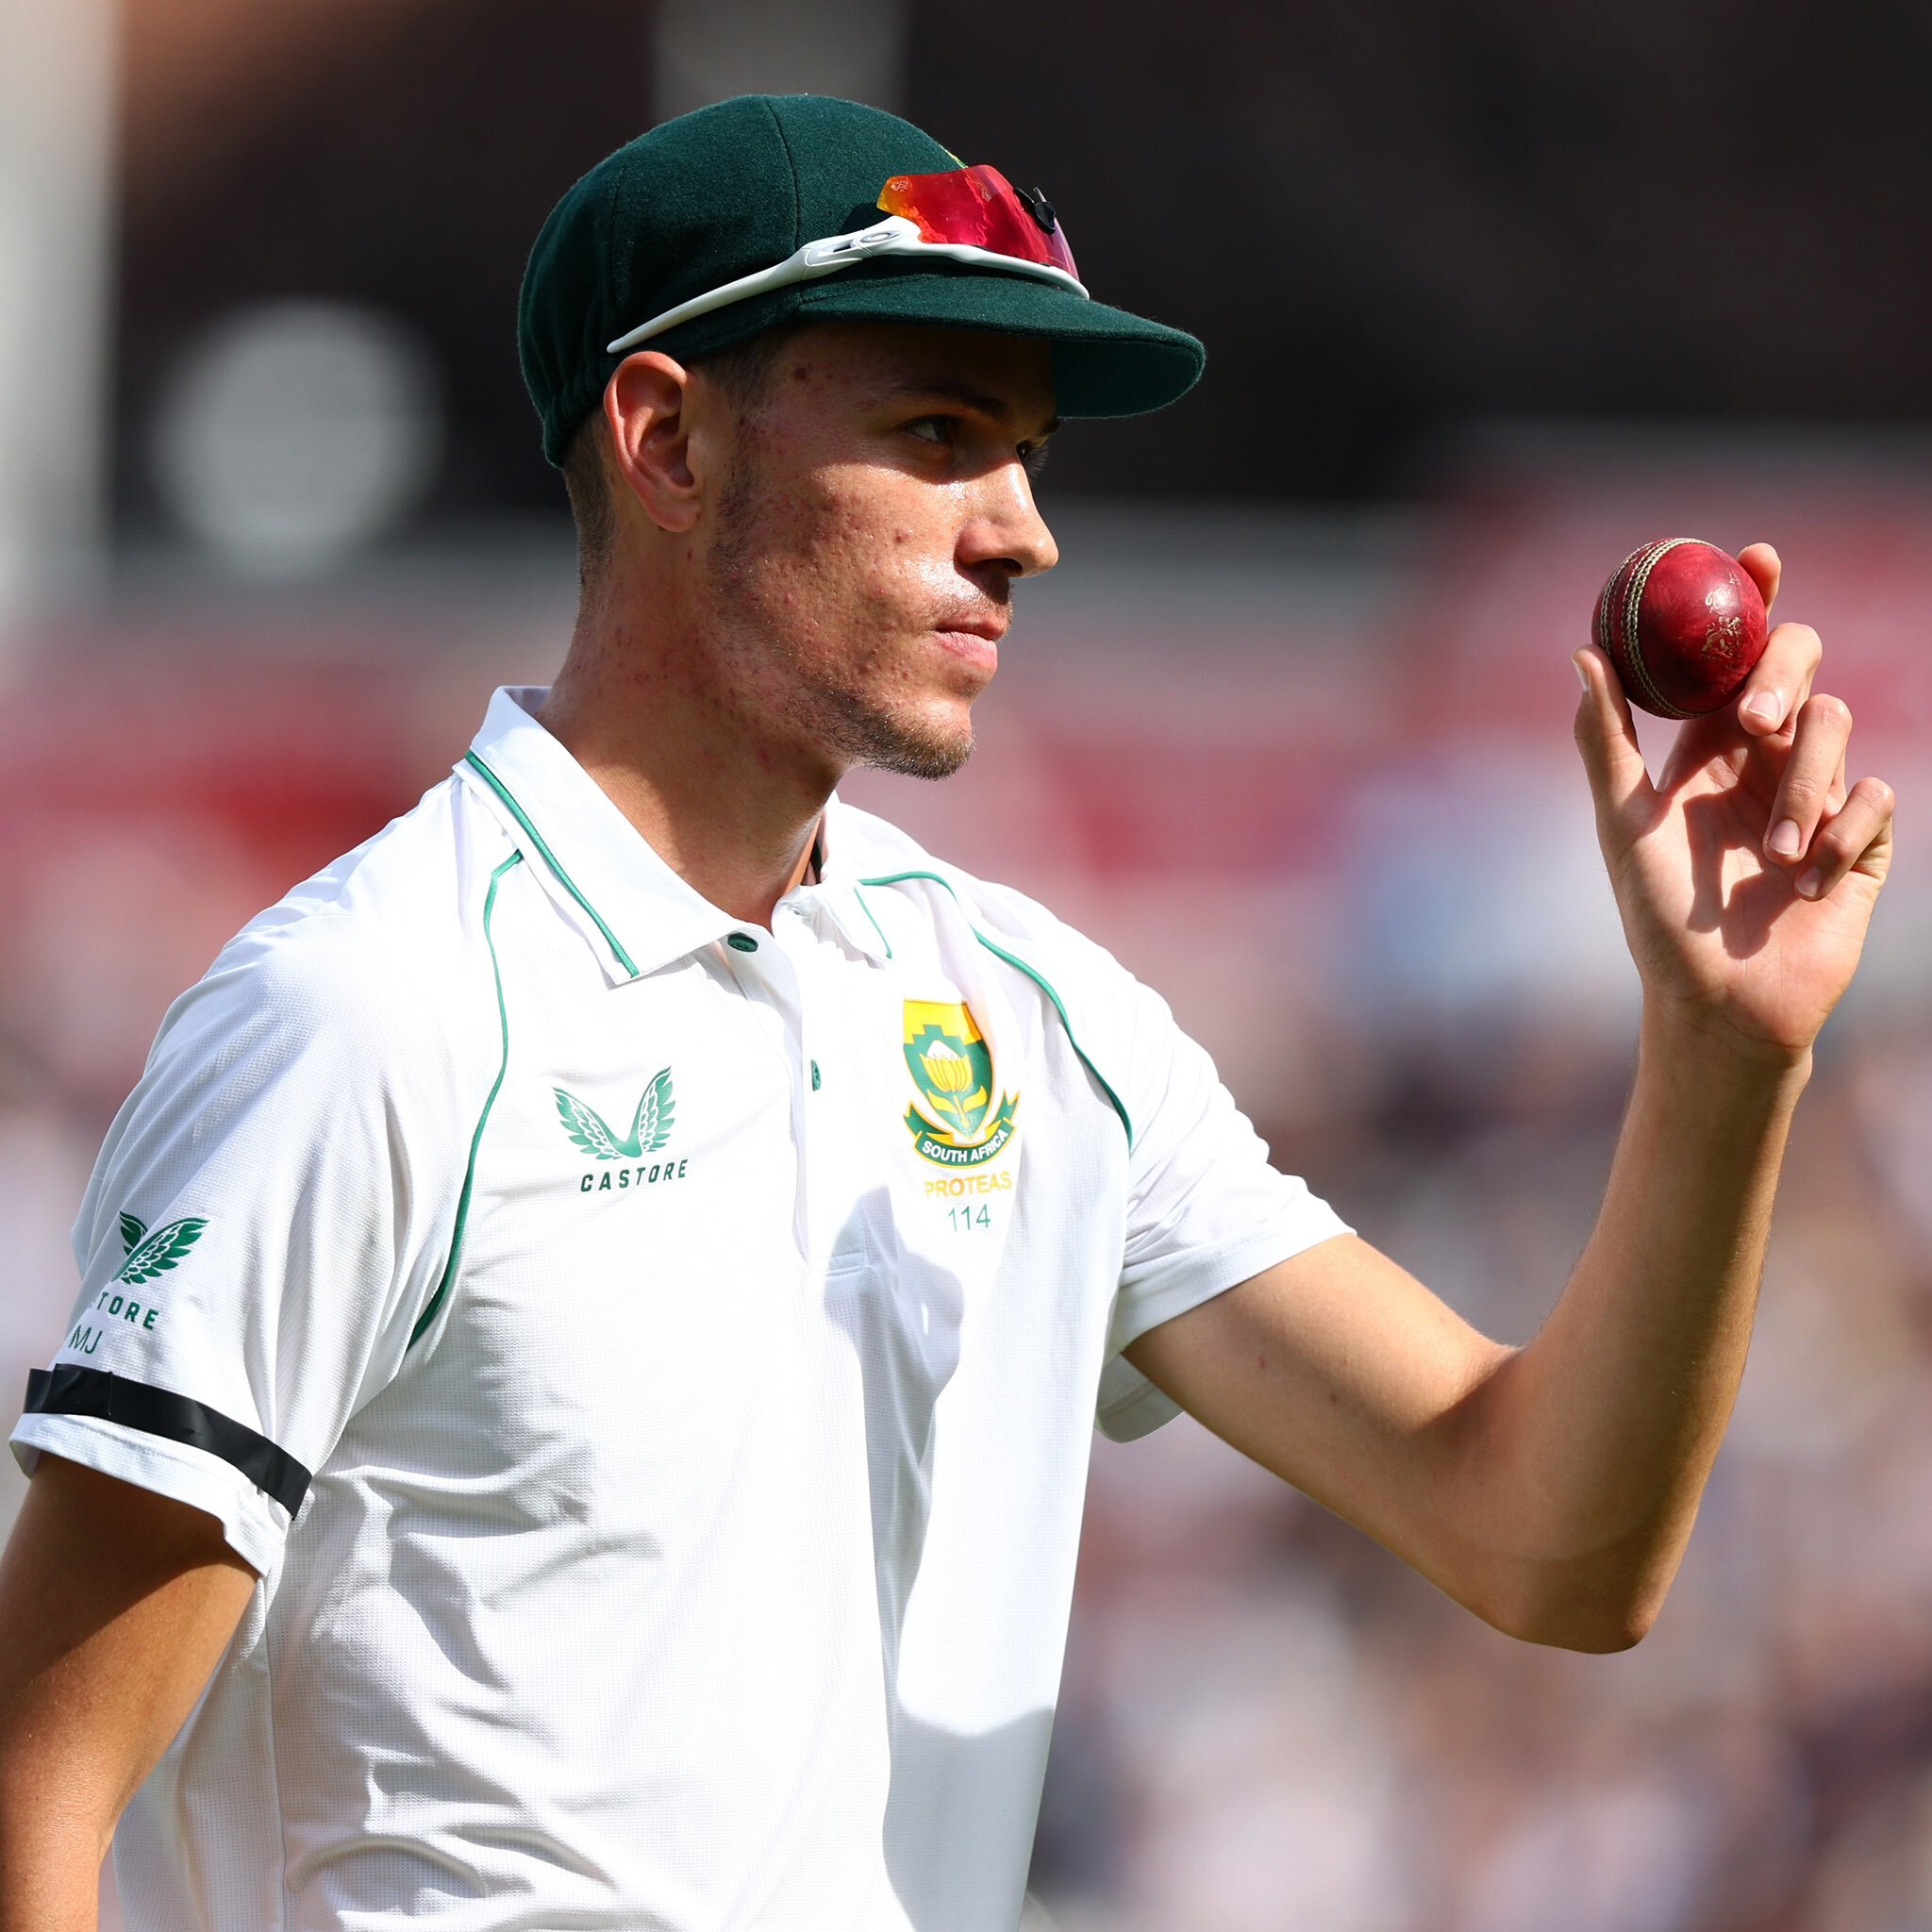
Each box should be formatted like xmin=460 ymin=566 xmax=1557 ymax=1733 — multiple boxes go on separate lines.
xmin=1572 ymin=543 xmax=1894 ymax=1062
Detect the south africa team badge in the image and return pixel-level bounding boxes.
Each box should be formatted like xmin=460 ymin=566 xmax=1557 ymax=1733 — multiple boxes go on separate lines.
xmin=902 ymin=999 xmax=1020 ymax=1167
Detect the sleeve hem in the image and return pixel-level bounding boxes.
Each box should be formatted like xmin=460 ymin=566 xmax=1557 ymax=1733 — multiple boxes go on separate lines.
xmin=1093 ymin=1365 xmax=1185 ymax=1443
xmin=9 ymin=1413 xmax=286 ymax=1575
xmin=1094 ymin=1212 xmax=1355 ymax=1443
xmin=1109 ymin=1211 xmax=1355 ymax=1357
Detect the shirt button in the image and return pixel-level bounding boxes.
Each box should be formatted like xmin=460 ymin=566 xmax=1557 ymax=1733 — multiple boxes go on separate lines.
xmin=726 ymin=932 xmax=758 ymax=953
xmin=811 ymin=1059 xmax=822 ymax=1091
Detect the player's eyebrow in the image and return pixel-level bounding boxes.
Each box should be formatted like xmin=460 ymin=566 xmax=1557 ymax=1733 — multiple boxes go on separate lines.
xmin=888 ymin=377 xmax=1059 ymax=442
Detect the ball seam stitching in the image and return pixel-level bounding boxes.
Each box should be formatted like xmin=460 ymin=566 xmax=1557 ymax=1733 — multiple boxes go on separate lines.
xmin=1621 ymin=539 xmax=1695 ymax=720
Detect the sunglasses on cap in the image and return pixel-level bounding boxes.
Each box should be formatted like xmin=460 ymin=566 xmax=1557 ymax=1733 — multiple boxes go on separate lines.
xmin=604 ymin=164 xmax=1086 ymax=357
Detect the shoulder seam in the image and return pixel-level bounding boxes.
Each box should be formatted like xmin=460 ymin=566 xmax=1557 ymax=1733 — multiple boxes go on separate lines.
xmin=218 ymin=777 xmax=504 ymax=1017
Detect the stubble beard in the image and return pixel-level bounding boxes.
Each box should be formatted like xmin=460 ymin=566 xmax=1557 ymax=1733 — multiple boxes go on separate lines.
xmin=813 ymin=689 xmax=975 ymax=783
xmin=707 ymin=455 xmax=975 ymax=785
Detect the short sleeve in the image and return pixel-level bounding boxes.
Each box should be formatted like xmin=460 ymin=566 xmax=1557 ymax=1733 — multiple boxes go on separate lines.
xmin=1093 ymin=976 xmax=1351 ymax=1442
xmin=9 ymin=913 xmax=481 ymax=1573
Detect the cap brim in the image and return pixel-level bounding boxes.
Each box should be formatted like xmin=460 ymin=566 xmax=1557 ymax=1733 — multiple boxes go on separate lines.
xmin=786 ymin=262 xmax=1205 ymax=419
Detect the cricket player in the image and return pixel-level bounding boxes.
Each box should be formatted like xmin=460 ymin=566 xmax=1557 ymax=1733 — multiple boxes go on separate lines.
xmin=0 ymin=96 xmax=1895 ymax=1931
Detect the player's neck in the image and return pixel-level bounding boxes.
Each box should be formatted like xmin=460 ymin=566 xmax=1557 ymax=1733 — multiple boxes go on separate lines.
xmin=538 ymin=592 xmax=830 ymax=931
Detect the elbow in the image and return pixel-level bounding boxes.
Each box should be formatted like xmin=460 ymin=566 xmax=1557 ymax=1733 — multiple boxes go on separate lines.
xmin=1535 ymin=1605 xmax=1657 ymax=1656
xmin=1474 ymin=1569 xmax=1666 ymax=1655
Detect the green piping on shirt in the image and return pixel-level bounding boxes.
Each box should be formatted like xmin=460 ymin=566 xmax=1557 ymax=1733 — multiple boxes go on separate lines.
xmin=464 ymin=752 xmax=639 ymax=977
xmin=857 ymin=869 xmax=1134 ymax=1149
xmin=411 ymin=850 xmax=523 ymax=1347
xmin=852 ymin=885 xmax=895 ymax=960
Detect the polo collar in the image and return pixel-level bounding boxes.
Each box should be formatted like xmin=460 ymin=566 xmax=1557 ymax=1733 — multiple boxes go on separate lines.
xmin=790 ymin=803 xmax=894 ymax=966
xmin=457 ymin=688 xmax=891 ymax=979
xmin=458 ymin=688 xmax=737 ymax=981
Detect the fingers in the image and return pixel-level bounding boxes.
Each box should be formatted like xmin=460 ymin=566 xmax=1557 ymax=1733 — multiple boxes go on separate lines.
xmin=1737 ymin=541 xmax=1780 ymax=616
xmin=1793 ymin=774 xmax=1896 ymax=901
xmin=1764 ymin=691 xmax=1855 ymax=867
xmin=1573 ymin=645 xmax=1654 ymax=819
xmin=1738 ymin=620 xmax=1820 ymax=737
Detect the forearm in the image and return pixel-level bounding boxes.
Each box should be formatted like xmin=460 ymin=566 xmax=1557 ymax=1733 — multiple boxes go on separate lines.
xmin=1467 ymin=1009 xmax=1808 ymax=1645
xmin=0 ymin=1613 xmax=115 ymax=1932
xmin=0 ymin=1460 xmax=257 ymax=1932
xmin=0 ymin=1794 xmax=104 ymax=1932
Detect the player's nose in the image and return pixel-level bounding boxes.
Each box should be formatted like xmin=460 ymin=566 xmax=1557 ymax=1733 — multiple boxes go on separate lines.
xmin=959 ymin=460 xmax=1058 ymax=582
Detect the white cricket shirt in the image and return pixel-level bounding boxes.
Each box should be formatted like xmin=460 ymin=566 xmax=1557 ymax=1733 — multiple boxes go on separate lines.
xmin=13 ymin=687 xmax=1349 ymax=1932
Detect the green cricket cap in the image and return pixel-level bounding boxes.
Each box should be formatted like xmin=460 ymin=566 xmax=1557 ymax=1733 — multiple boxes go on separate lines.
xmin=519 ymin=94 xmax=1206 ymax=465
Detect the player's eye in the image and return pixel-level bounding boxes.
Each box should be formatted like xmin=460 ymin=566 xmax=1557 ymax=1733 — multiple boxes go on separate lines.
xmin=905 ymin=416 xmax=952 ymax=445
xmin=1021 ymin=440 xmax=1051 ymax=480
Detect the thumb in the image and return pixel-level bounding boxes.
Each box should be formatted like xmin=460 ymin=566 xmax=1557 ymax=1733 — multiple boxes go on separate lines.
xmin=1572 ymin=645 xmax=1653 ymax=821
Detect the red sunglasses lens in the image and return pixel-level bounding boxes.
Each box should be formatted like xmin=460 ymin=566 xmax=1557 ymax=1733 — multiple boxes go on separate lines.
xmin=877 ymin=164 xmax=1079 ymax=282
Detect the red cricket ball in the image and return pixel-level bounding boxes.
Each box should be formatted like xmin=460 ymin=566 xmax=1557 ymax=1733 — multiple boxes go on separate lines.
xmin=1591 ymin=538 xmax=1770 ymax=718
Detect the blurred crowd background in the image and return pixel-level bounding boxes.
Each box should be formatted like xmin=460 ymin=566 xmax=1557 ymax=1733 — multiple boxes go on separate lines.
xmin=3 ymin=3 xmax=1930 ymax=1928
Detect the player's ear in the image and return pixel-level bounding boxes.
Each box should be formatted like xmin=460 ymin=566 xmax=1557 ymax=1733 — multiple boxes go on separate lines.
xmin=604 ymin=352 xmax=700 ymax=534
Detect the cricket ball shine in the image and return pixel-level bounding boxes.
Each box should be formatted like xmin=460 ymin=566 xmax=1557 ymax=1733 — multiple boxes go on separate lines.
xmin=1591 ymin=538 xmax=1770 ymax=719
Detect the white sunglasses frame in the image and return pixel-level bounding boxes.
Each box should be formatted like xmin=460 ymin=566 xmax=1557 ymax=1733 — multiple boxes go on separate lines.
xmin=603 ymin=213 xmax=1090 ymax=357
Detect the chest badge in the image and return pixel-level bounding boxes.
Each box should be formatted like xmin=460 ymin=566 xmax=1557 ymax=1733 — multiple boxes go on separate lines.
xmin=902 ymin=1000 xmax=1020 ymax=1168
